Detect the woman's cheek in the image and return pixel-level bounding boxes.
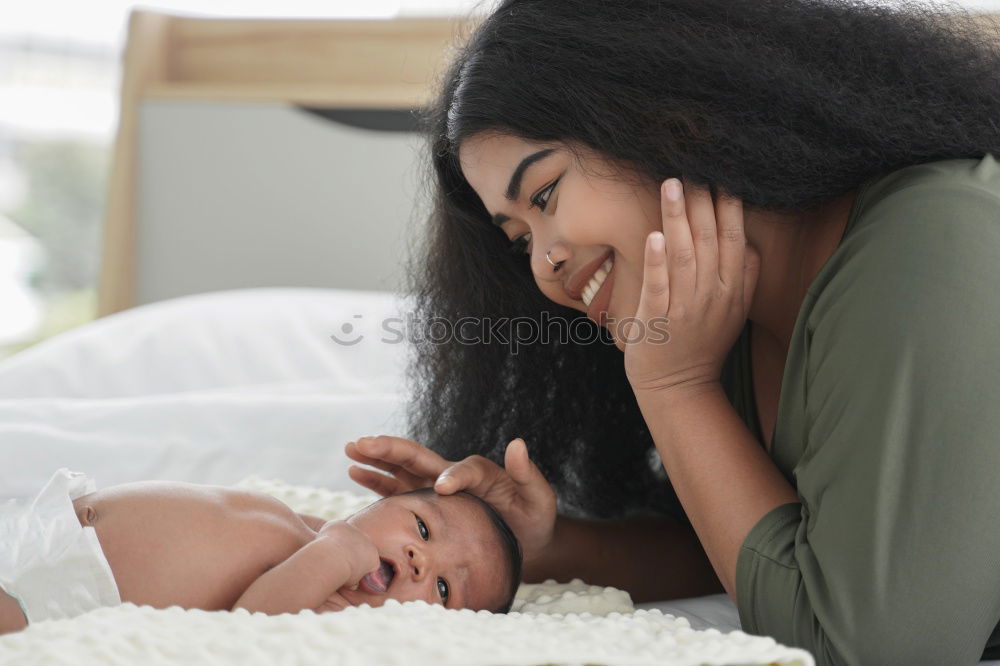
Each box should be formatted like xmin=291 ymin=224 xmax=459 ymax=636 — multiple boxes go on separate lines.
xmin=606 ymin=259 xmax=643 ymax=346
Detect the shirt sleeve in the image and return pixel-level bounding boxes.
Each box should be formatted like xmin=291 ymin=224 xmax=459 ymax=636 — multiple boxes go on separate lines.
xmin=735 ymin=182 xmax=1000 ymax=666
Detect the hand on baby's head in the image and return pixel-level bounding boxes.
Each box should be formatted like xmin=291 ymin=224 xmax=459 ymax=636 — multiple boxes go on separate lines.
xmin=336 ymin=489 xmax=522 ymax=613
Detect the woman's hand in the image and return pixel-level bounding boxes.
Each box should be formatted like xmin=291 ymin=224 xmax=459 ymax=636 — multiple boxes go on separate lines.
xmin=345 ymin=435 xmax=557 ymax=561
xmin=623 ymin=177 xmax=761 ymax=396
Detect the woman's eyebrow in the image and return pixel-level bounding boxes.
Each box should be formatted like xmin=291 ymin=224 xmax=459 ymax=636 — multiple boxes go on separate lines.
xmin=490 ymin=149 xmax=557 ymax=227
xmin=505 ymin=148 xmax=556 ymax=201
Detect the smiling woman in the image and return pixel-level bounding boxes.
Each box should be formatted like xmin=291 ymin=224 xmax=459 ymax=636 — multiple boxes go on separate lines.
xmin=353 ymin=1 xmax=1000 ymax=664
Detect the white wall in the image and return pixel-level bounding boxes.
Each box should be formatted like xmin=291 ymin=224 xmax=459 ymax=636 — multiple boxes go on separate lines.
xmin=136 ymin=102 xmax=426 ymax=301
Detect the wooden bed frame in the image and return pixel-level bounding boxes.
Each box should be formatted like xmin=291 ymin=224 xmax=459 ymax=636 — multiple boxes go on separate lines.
xmin=97 ymin=11 xmax=471 ymax=316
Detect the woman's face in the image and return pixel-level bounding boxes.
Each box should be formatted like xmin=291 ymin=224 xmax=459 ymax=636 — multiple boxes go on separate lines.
xmin=458 ymin=132 xmax=662 ymax=350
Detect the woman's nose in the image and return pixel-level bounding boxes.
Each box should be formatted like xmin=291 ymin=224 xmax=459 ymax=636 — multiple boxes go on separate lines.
xmin=534 ymin=241 xmax=569 ymax=276
xmin=405 ymin=543 xmax=429 ymax=580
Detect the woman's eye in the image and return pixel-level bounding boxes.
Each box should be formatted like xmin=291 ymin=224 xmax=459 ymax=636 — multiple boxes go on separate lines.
xmin=529 ymin=177 xmax=560 ymax=212
xmin=416 ymin=517 xmax=429 ymax=541
xmin=507 ymin=232 xmax=532 ymax=256
xmin=437 ymin=577 xmax=450 ymax=603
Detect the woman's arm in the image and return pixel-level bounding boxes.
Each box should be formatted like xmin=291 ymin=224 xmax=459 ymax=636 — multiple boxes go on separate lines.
xmin=524 ymin=513 xmax=724 ymax=602
xmin=635 ymin=384 xmax=798 ymax=600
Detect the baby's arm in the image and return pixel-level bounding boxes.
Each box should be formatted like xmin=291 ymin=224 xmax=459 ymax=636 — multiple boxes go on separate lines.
xmin=232 ymin=521 xmax=378 ymax=615
xmin=296 ymin=513 xmax=326 ymax=531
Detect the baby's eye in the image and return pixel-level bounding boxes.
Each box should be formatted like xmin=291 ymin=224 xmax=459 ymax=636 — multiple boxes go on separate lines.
xmin=507 ymin=232 xmax=532 ymax=256
xmin=437 ymin=577 xmax=450 ymax=603
xmin=416 ymin=516 xmax=429 ymax=541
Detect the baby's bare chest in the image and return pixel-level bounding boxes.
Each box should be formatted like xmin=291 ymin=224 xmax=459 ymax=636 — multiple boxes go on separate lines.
xmin=75 ymin=482 xmax=313 ymax=610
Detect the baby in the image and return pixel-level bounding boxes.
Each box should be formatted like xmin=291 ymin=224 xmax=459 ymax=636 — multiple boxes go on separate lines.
xmin=0 ymin=469 xmax=522 ymax=635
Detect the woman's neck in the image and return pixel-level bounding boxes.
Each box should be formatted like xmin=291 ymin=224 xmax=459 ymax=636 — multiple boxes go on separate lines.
xmin=744 ymin=189 xmax=858 ymax=353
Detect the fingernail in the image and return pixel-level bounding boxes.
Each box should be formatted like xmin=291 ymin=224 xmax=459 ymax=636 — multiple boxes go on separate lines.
xmin=650 ymin=232 xmax=665 ymax=252
xmin=664 ymin=178 xmax=682 ymax=201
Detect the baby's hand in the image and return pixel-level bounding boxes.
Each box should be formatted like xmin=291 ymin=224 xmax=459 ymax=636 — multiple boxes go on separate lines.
xmin=317 ymin=520 xmax=380 ymax=588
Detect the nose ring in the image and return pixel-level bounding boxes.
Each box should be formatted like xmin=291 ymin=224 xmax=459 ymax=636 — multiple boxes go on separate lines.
xmin=545 ymin=251 xmax=562 ymax=269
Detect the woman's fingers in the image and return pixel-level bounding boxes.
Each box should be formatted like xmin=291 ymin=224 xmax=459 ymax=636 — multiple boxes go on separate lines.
xmin=503 ymin=438 xmax=557 ymax=508
xmin=683 ymin=177 xmax=720 ymax=292
xmin=347 ymin=465 xmax=403 ymax=497
xmin=433 ymin=455 xmax=493 ymax=495
xmin=742 ymin=243 xmax=762 ymax=318
xmin=712 ymin=186 xmax=759 ymax=316
xmin=662 ymin=178 xmax=695 ymax=307
xmin=348 ymin=436 xmax=450 ymax=478
xmin=629 ymin=231 xmax=670 ymax=341
xmin=345 ymin=441 xmax=428 ymax=489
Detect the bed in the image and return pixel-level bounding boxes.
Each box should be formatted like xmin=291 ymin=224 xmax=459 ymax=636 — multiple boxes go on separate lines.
xmin=0 ymin=287 xmax=994 ymax=665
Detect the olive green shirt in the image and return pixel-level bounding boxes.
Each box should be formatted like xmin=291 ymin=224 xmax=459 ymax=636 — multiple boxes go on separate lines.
xmin=726 ymin=153 xmax=1000 ymax=665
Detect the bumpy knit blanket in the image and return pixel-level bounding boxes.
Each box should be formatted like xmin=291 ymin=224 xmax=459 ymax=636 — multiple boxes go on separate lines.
xmin=0 ymin=477 xmax=814 ymax=666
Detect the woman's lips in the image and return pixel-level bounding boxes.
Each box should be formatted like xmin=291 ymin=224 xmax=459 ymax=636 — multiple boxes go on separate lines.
xmin=565 ymin=249 xmax=614 ymax=302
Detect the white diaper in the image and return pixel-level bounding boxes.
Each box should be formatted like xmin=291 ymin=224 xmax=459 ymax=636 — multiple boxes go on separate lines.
xmin=0 ymin=468 xmax=121 ymax=623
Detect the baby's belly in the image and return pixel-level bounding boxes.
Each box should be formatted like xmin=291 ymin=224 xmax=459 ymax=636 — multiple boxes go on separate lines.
xmin=74 ymin=483 xmax=313 ymax=611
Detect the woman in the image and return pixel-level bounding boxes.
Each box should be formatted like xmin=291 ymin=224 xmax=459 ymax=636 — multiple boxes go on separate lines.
xmin=346 ymin=1 xmax=1000 ymax=664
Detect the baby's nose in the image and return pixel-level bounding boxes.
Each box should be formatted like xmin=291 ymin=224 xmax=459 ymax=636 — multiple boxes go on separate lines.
xmin=405 ymin=544 xmax=429 ymax=580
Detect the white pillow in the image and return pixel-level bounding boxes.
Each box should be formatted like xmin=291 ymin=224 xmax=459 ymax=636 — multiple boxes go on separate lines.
xmin=0 ymin=287 xmax=414 ymax=399
xmin=0 ymin=288 xmax=415 ymax=498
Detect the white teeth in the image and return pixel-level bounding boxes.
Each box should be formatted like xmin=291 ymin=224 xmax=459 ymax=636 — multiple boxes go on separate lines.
xmin=581 ymin=257 xmax=614 ymax=307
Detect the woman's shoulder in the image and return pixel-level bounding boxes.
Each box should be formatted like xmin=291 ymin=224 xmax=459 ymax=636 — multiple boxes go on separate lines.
xmin=846 ymin=152 xmax=1000 ymax=239
xmin=806 ymin=152 xmax=1000 ymax=306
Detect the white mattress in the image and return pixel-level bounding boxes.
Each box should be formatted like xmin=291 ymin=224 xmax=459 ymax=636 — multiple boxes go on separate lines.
xmin=0 ymin=476 xmax=813 ymax=666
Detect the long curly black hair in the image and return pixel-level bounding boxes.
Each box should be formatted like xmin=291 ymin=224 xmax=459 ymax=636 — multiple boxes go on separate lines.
xmin=402 ymin=0 xmax=1000 ymax=520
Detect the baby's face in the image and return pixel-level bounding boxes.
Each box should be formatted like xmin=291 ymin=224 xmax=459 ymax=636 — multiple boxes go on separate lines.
xmin=337 ymin=491 xmax=508 ymax=611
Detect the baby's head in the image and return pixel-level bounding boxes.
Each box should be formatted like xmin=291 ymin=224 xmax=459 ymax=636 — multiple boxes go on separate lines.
xmin=337 ymin=488 xmax=522 ymax=613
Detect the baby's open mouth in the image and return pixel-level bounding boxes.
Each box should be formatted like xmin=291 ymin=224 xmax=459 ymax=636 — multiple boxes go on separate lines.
xmin=360 ymin=558 xmax=396 ymax=594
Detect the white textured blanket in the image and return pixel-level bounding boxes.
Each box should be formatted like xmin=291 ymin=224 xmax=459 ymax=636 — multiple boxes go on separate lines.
xmin=0 ymin=477 xmax=814 ymax=666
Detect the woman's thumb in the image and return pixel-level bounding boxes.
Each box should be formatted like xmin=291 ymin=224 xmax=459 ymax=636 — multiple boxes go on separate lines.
xmin=504 ymin=438 xmax=554 ymax=501
xmin=504 ymin=438 xmax=532 ymax=480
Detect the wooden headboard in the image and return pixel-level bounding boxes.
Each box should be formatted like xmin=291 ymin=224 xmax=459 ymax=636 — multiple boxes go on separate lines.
xmin=98 ymin=11 xmax=472 ymax=316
